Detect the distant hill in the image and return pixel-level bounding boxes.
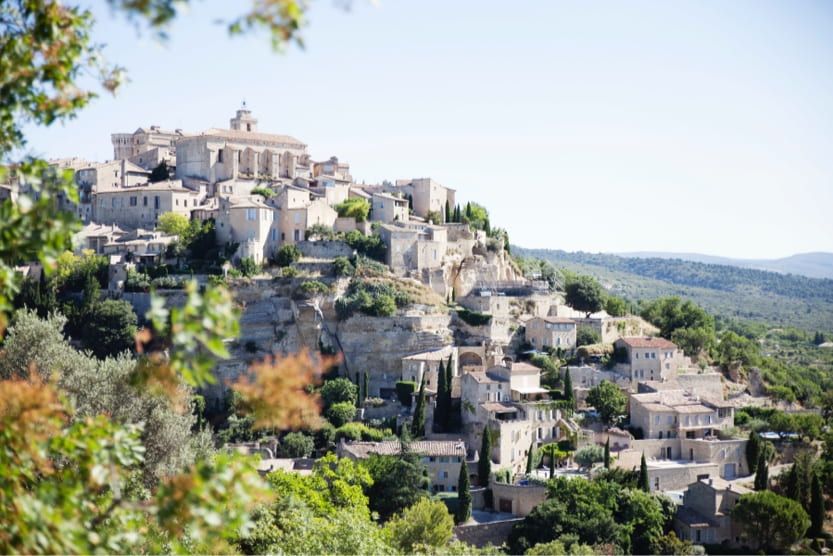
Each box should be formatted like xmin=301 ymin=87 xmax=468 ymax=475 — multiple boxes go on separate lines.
xmin=619 ymin=251 xmax=833 ymax=279
xmin=513 ymin=247 xmax=833 ymax=332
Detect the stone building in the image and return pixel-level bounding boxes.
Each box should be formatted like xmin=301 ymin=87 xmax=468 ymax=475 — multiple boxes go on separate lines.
xmin=272 ymin=184 xmax=338 ymax=244
xmin=111 ymin=125 xmax=189 ymax=162
xmin=460 ymin=360 xmax=565 ymax=473
xmin=675 ymin=477 xmax=750 ymax=547
xmin=524 ymin=316 xmax=577 ymax=352
xmin=371 ymin=192 xmax=409 ymax=223
xmin=377 ymin=221 xmax=448 ymax=273
xmin=93 ymin=180 xmax=203 ymax=228
xmin=629 ymin=388 xmax=736 ymax=441
xmin=215 ymin=196 xmax=280 ymax=264
xmin=614 ymin=336 xmax=686 ymax=382
xmin=337 ymin=439 xmax=469 ymax=493
xmin=175 ymin=108 xmax=310 ymax=189
xmin=401 ymin=346 xmax=458 ymax=395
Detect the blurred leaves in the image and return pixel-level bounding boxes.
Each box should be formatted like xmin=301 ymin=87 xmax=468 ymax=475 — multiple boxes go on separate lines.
xmin=233 ymin=349 xmax=328 ymax=430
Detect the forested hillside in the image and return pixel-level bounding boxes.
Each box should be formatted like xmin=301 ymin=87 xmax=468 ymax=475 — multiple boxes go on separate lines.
xmin=513 ymin=247 xmax=833 ymax=332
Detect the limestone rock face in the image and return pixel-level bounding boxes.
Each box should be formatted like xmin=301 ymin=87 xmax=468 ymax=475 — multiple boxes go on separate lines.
xmin=452 ymin=249 xmax=523 ymax=298
xmin=335 ymin=312 xmax=453 ymax=394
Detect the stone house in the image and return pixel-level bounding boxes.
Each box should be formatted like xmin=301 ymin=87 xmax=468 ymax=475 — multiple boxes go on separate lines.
xmin=614 ymin=336 xmax=686 ymax=382
xmin=572 ymin=315 xmax=659 ymax=344
xmin=377 ymin=222 xmax=448 ymax=273
xmin=271 ymin=184 xmax=338 ymax=244
xmin=371 ymin=192 xmax=409 ymax=223
xmin=337 ymin=439 xmax=469 ymax=493
xmin=629 ymin=388 xmax=736 ymax=441
xmin=100 ymin=228 xmax=176 ymax=264
xmin=312 ymin=156 xmax=351 ymax=182
xmin=460 ymin=360 xmax=564 ymax=473
xmin=675 ymin=477 xmax=750 ymax=547
xmin=93 ymin=180 xmax=204 ymax=228
xmin=111 ymin=125 xmax=189 ymax=162
xmin=215 ymin=196 xmax=280 ymax=264
xmin=525 ymin=316 xmax=577 ymax=352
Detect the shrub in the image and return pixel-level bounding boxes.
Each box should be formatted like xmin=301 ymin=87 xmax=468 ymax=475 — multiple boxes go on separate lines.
xmin=574 ymin=444 xmax=605 ymax=469
xmin=275 ymin=244 xmax=301 ymax=267
xmin=124 ymin=269 xmax=151 ymax=292
xmin=294 ymin=280 xmax=330 ymax=300
xmin=335 ymin=278 xmax=411 ymax=320
xmin=342 ymin=231 xmax=385 ymax=262
xmin=305 ymin=224 xmax=335 ymax=241
xmin=334 ymin=422 xmax=388 ymax=442
xmin=395 ymin=381 xmax=417 ymax=407
xmin=150 ymin=275 xmax=184 ymax=289
xmin=320 ymin=378 xmax=358 ymax=408
xmin=332 ymin=256 xmax=355 ymax=277
xmin=456 ymin=308 xmax=492 ymax=326
xmin=250 ymin=186 xmax=274 ymax=198
xmin=335 ymin=198 xmax=370 ymax=222
xmin=280 ymin=432 xmax=314 ymax=458
xmin=238 ymin=257 xmax=261 ymax=277
xmin=371 ymin=294 xmax=396 ymax=317
xmin=326 ymin=401 xmax=356 ymax=427
xmin=576 ymin=325 xmax=601 ymax=347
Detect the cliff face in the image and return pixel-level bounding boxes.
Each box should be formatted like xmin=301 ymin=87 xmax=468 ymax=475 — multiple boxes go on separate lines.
xmin=452 ymin=248 xmax=523 ymax=298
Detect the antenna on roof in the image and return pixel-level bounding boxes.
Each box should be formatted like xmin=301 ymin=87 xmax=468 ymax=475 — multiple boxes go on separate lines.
xmin=242 ymin=99 xmax=247 ymax=109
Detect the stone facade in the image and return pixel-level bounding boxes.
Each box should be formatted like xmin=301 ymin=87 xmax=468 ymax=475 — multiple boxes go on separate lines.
xmin=93 ymin=180 xmax=203 ymax=228
xmin=614 ymin=336 xmax=686 ymax=382
xmin=215 ymin=196 xmax=280 ymax=264
xmin=674 ymin=477 xmax=750 ymax=547
xmin=525 ymin=316 xmax=577 ymax=352
xmin=629 ymin=388 xmax=736 ymax=440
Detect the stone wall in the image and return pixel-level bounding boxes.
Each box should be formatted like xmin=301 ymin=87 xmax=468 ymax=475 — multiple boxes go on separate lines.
xmin=489 ymin=481 xmax=548 ymax=516
xmin=454 ymin=518 xmax=523 ymax=549
xmin=676 ymin=373 xmax=724 ymax=399
xmin=297 ymin=240 xmax=354 ymax=260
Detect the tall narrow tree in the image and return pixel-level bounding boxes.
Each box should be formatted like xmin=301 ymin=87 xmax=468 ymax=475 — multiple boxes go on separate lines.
xmin=411 ymin=375 xmax=426 ymax=438
xmin=363 ymin=371 xmax=370 ymax=402
xmin=526 ymin=442 xmax=536 ymax=474
xmin=434 ymin=360 xmax=447 ymax=431
xmin=478 ymin=426 xmax=492 ymax=486
xmin=754 ymin=454 xmax=769 ymax=491
xmin=445 ymin=200 xmax=452 ymax=223
xmin=604 ymin=437 xmax=611 ymax=469
xmin=746 ymin=431 xmax=761 ymax=474
xmin=810 ymin=472 xmax=825 ymax=537
xmin=456 ymin=460 xmax=472 ymax=524
xmin=563 ymin=370 xmax=574 ymax=408
xmin=639 ymin=453 xmax=650 ymax=492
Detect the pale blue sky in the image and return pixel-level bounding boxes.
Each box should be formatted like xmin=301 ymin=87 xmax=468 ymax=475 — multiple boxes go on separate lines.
xmin=24 ymin=1 xmax=833 ymax=258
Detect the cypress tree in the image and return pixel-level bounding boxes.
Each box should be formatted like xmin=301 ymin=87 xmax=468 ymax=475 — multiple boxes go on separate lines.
xmin=810 ymin=471 xmax=825 ymax=537
xmin=563 ymin=370 xmax=574 ymax=408
xmin=786 ymin=463 xmax=799 ymax=500
xmin=445 ymin=354 xmax=454 ymax=429
xmin=456 ymin=460 xmax=472 ymax=524
xmin=454 ymin=204 xmax=461 ymax=223
xmin=363 ymin=371 xmax=369 ymax=402
xmin=445 ymin=200 xmax=452 ymax=223
xmin=435 ymin=360 xmax=447 ymax=431
xmin=746 ymin=431 xmax=761 ymax=474
xmin=411 ymin=375 xmax=426 ymax=438
xmin=526 ymin=442 xmax=536 ymax=474
xmin=639 ymin=453 xmax=650 ymax=492
xmin=754 ymin=454 xmax=769 ymax=491
xmin=484 ymin=216 xmax=491 ymax=235
xmin=478 ymin=426 xmax=492 ymax=486
xmin=604 ymin=437 xmax=611 ymax=469
xmin=465 ymin=202 xmax=472 ymax=221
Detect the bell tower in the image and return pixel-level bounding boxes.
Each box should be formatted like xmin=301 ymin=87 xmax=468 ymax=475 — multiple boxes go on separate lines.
xmin=230 ymin=101 xmax=258 ymax=132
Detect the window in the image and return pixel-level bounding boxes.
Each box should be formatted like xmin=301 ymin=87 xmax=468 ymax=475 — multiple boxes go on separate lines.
xmin=246 ymin=208 xmax=257 ymax=221
xmin=217 ymin=149 xmax=224 ymax=163
xmin=294 ymin=229 xmax=300 ymax=241
xmin=143 ymin=197 xmax=148 ymax=207
xmin=154 ymin=196 xmax=160 ymax=209
xmin=271 ymin=229 xmax=277 ymax=241
xmin=129 ymin=196 xmax=137 ymax=206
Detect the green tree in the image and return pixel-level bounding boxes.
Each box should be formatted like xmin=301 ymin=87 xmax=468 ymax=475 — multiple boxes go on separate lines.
xmin=576 ymin=325 xmax=602 ymax=347
xmin=810 ymin=471 xmax=825 ymax=537
xmin=281 ymin=431 xmax=314 ymax=458
xmin=604 ymin=438 xmax=611 ymax=469
xmin=586 ymin=381 xmax=627 ymax=426
xmin=362 ymin=370 xmax=370 ymax=401
xmin=526 ymin=442 xmax=536 ymax=474
xmin=574 ymin=445 xmax=604 ymax=469
xmin=445 ymin=199 xmax=452 ymax=223
xmin=732 ymin=491 xmax=810 ymax=552
xmin=639 ymin=453 xmax=650 ymax=492
xmin=640 ymin=296 xmax=716 ymax=356
xmin=275 ymin=243 xmax=301 ymax=267
xmin=564 ymin=274 xmax=605 ymax=317
xmin=478 ymin=426 xmax=492 ymax=486
xmin=385 ymin=498 xmax=454 ymax=552
xmin=335 ymin=198 xmax=370 ymax=222
xmin=320 ymin=377 xmax=358 ymax=409
xmin=456 ymin=460 xmax=472 ymax=524
xmin=563 ymin=369 xmax=574 ymax=408
xmin=156 ymin=211 xmax=191 ymax=238
xmin=434 ymin=359 xmax=448 ymax=431
xmin=149 ymin=160 xmax=171 ymax=182
xmin=411 ymin=375 xmax=426 ymax=438
xmin=604 ymin=295 xmax=629 ymax=317
xmin=80 ymin=299 xmax=138 ymax=358
xmin=326 ymin=401 xmax=356 ymax=427
xmin=363 ymin=451 xmax=429 ymax=521
xmin=746 ymin=431 xmax=761 ymax=474
xmin=754 ymin=453 xmax=769 ymax=491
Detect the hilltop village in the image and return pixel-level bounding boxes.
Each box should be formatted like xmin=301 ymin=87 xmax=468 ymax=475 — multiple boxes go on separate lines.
xmin=2 ymin=108 xmax=825 ymax=552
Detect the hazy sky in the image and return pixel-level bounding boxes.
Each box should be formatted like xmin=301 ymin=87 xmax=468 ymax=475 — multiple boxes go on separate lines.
xmin=24 ymin=1 xmax=833 ymax=258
